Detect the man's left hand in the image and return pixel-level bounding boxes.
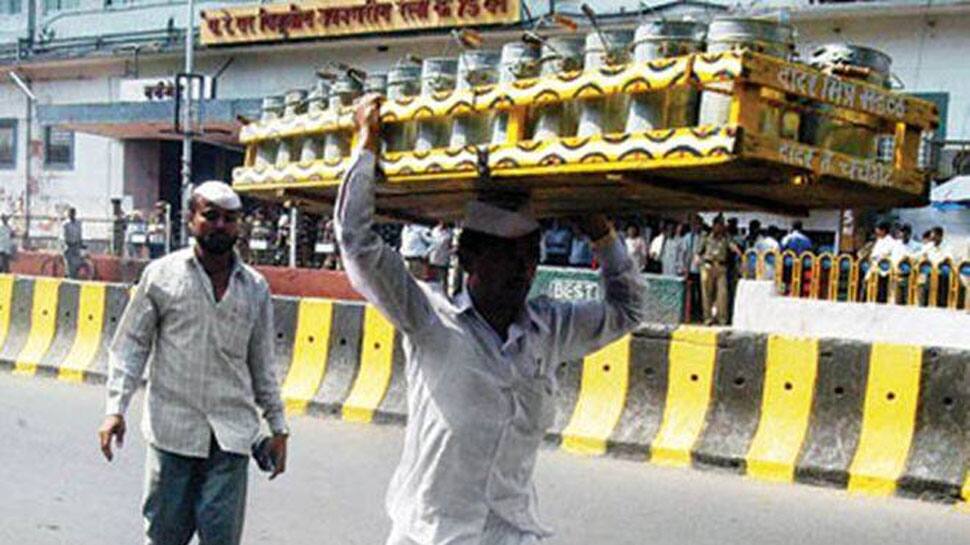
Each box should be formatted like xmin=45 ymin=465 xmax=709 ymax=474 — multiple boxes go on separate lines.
xmin=269 ymin=434 xmax=288 ymax=480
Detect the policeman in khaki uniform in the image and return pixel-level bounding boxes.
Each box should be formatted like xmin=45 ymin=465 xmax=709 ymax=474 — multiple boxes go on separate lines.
xmin=695 ymin=215 xmax=741 ymax=325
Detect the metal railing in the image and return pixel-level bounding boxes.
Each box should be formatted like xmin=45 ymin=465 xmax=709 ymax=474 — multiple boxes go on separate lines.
xmin=742 ymin=250 xmax=970 ymax=311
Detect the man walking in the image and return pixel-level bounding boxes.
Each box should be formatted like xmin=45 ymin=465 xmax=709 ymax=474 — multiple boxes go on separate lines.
xmin=336 ymin=94 xmax=647 ymax=545
xmin=98 ymin=181 xmax=289 ymax=545
xmin=62 ymin=207 xmax=84 ymax=278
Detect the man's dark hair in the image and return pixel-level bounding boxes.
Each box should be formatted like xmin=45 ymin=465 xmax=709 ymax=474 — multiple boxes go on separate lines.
xmin=877 ymin=221 xmax=892 ymax=232
xmin=901 ymin=223 xmax=912 ymax=234
xmin=792 ymin=221 xmax=803 ymax=231
xmin=932 ymin=226 xmax=944 ymax=238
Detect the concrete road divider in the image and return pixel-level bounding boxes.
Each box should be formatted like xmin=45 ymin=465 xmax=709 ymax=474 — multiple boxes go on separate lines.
xmin=0 ymin=275 xmax=129 ymax=382
xmin=4 ymin=276 xmax=967 ymax=507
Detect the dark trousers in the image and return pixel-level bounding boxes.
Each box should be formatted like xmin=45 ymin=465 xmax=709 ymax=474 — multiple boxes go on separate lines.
xmin=143 ymin=438 xmax=249 ymax=545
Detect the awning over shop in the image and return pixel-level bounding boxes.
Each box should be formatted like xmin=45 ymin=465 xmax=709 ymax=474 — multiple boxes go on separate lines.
xmin=35 ymin=98 xmax=261 ymax=147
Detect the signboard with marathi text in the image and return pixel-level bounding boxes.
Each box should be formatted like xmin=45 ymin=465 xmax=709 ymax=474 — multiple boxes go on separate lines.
xmin=200 ymin=0 xmax=520 ymax=46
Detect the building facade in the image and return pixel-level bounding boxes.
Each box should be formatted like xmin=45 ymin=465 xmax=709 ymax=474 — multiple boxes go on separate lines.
xmin=0 ymin=0 xmax=967 ymax=247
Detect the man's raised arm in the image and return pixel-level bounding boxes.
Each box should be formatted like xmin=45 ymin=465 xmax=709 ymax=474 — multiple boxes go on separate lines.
xmin=333 ymin=94 xmax=436 ymax=336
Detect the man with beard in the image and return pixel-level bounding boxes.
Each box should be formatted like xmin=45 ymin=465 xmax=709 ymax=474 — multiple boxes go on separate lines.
xmin=336 ymin=94 xmax=647 ymax=545
xmin=98 ymin=181 xmax=288 ymax=545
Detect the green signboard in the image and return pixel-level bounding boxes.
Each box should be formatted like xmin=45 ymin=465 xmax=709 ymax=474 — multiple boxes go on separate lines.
xmin=529 ymin=266 xmax=685 ymax=324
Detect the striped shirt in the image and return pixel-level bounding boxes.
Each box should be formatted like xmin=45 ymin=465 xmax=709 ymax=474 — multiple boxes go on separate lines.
xmin=105 ymin=248 xmax=287 ymax=458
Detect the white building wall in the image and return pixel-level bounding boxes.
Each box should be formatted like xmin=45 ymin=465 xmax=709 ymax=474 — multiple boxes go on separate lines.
xmin=0 ymin=76 xmax=124 ymax=243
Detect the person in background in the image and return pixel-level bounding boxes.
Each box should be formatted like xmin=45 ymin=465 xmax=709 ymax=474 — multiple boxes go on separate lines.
xmin=683 ymin=216 xmax=705 ymax=322
xmin=62 ymin=207 xmax=84 ymax=279
xmin=727 ymin=217 xmax=742 ymax=247
xmin=568 ymin=224 xmax=594 ymax=268
xmin=659 ymin=221 xmax=680 ymax=276
xmin=648 ymin=221 xmax=667 ymax=273
xmin=870 ymin=221 xmax=906 ymax=263
xmin=921 ymin=226 xmax=950 ymax=263
xmin=744 ymin=220 xmax=761 ymax=250
xmin=0 ymin=214 xmax=15 ymax=273
xmin=895 ymin=223 xmax=921 ymax=257
xmin=696 ymin=215 xmax=741 ymax=325
xmin=781 ymin=221 xmax=813 ymax=255
xmin=747 ymin=221 xmax=780 ymax=281
xmin=98 ymin=181 xmax=289 ymax=545
xmin=541 ymin=220 xmax=572 ymax=266
xmin=125 ymin=210 xmax=148 ymax=259
xmin=147 ymin=202 xmax=170 ymax=259
xmin=623 ymin=224 xmax=648 ymax=273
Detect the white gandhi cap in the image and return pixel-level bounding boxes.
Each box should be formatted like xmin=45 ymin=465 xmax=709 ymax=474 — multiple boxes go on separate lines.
xmin=193 ymin=181 xmax=242 ymax=211
xmin=462 ymin=199 xmax=540 ymax=239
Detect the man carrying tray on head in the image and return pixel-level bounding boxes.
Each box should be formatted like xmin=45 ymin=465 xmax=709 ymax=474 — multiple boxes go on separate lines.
xmin=334 ymin=93 xmax=648 ymax=545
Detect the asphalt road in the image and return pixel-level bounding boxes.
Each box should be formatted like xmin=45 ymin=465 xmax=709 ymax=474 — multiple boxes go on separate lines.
xmin=3 ymin=371 xmax=970 ymax=545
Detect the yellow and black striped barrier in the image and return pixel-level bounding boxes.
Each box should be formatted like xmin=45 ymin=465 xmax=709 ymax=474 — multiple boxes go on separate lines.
xmin=3 ymin=274 xmax=967 ymax=507
xmin=743 ymin=250 xmax=970 ymax=310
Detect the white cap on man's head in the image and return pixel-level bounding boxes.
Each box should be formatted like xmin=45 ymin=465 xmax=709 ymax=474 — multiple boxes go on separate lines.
xmin=462 ymin=199 xmax=540 ymax=239
xmin=193 ymin=181 xmax=242 ymax=211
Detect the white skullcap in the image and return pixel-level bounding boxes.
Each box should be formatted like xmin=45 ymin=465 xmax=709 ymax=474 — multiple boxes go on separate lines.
xmin=193 ymin=181 xmax=242 ymax=211
xmin=400 ymin=224 xmax=434 ymax=259
xmin=463 ymin=199 xmax=540 ymax=239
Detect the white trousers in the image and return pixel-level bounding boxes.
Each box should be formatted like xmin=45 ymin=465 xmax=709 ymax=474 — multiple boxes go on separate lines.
xmin=386 ymin=512 xmax=542 ymax=545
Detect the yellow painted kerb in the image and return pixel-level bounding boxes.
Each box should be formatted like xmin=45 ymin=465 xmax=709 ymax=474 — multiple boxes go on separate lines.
xmin=847 ymin=342 xmax=922 ymax=496
xmin=13 ymin=278 xmax=61 ymax=376
xmin=58 ymin=283 xmax=107 ymax=383
xmin=342 ymin=305 xmax=397 ymax=424
xmin=561 ymin=335 xmax=632 ymax=456
xmin=281 ymin=299 xmax=334 ymax=415
xmin=650 ymin=326 xmax=719 ymax=468
xmin=745 ymin=335 xmax=819 ymax=483
xmin=0 ymin=274 xmax=16 ymax=352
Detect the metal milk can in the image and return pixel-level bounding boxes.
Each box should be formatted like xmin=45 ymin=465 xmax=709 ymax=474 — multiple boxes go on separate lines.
xmin=577 ymin=30 xmax=634 ymax=138
xmin=532 ymin=37 xmax=585 ymax=141
xmin=450 ymin=49 xmax=500 ymax=148
xmin=255 ymin=95 xmax=283 ymax=168
xmin=698 ymin=17 xmax=795 ymax=138
xmin=490 ymin=41 xmax=540 ymax=144
xmin=415 ymin=57 xmax=458 ymax=151
xmin=626 ymin=20 xmax=707 ymax=133
xmin=323 ymin=74 xmax=363 ymax=162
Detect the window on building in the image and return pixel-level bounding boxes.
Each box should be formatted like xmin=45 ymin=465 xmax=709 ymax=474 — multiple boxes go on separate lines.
xmin=0 ymin=120 xmax=16 ymax=170
xmin=44 ymin=127 xmax=74 ymax=170
xmin=906 ymin=92 xmax=949 ymax=141
xmin=0 ymin=0 xmax=22 ymax=14
xmin=43 ymin=0 xmax=80 ymax=12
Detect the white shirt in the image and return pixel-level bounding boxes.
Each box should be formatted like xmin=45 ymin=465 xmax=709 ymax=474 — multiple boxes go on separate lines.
xmin=648 ymin=233 xmax=665 ymax=260
xmin=661 ymin=235 xmax=684 ymax=276
xmin=334 ymin=150 xmax=647 ymax=545
xmin=871 ymin=235 xmax=907 ymax=263
xmin=624 ymin=236 xmax=648 ymax=272
xmin=753 ymin=235 xmax=780 ymax=254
